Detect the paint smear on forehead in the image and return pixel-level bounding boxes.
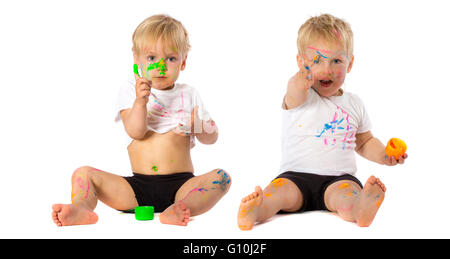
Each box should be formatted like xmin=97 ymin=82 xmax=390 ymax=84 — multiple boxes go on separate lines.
xmin=307 ymin=46 xmax=349 ymax=59
xmin=307 ymin=46 xmax=332 ymax=54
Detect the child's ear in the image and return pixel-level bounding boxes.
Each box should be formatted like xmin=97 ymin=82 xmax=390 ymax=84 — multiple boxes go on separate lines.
xmin=296 ymin=53 xmax=302 ymax=69
xmin=347 ymin=55 xmax=354 ymax=73
xmin=181 ymin=54 xmax=188 ymax=71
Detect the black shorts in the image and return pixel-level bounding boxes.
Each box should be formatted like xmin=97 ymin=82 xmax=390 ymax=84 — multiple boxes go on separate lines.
xmin=122 ymin=172 xmax=195 ymax=213
xmin=275 ymin=171 xmax=363 ymax=213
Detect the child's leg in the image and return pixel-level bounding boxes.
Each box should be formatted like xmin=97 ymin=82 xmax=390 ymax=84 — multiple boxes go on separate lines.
xmin=51 ymin=166 xmax=138 ymax=226
xmin=323 ymin=175 xmax=386 ymax=227
xmin=159 ymin=168 xmax=231 ymax=226
xmin=237 ymin=178 xmax=303 ymax=230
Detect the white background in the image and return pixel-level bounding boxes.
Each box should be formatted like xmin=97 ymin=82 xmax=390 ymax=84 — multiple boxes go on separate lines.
xmin=1 ymin=0 xmax=449 ymax=238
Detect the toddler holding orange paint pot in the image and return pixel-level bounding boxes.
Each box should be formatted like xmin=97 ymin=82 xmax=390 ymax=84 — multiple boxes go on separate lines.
xmin=237 ymin=14 xmax=407 ymax=230
xmin=52 ymin=14 xmax=231 ymax=227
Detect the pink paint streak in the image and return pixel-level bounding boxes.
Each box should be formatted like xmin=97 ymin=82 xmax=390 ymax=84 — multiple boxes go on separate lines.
xmin=181 ymin=90 xmax=184 ymax=109
xmin=342 ymin=132 xmax=349 ymax=149
xmin=307 ymin=46 xmax=332 ymax=54
xmin=332 ymin=112 xmax=337 ymax=122
xmin=152 ymin=103 xmax=164 ymax=112
xmin=84 ymin=181 xmax=90 ymax=199
xmin=76 ymin=177 xmax=84 ymax=189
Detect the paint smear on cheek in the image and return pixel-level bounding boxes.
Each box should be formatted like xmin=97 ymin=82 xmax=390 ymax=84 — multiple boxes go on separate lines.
xmin=169 ymin=66 xmax=180 ymax=85
xmin=172 ymin=67 xmax=180 ymax=80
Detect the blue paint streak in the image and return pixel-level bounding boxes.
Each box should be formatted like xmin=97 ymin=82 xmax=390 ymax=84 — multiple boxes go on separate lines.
xmin=316 ymin=51 xmax=328 ymax=59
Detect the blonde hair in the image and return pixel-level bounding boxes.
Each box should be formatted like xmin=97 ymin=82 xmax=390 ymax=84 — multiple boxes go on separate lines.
xmin=132 ymin=14 xmax=191 ymax=57
xmin=297 ymin=14 xmax=353 ymax=57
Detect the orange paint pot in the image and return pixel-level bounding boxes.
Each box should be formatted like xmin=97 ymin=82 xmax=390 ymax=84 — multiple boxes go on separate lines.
xmin=385 ymin=138 xmax=407 ymax=160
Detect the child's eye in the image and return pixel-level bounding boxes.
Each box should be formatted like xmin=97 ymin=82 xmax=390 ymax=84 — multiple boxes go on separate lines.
xmin=168 ymin=57 xmax=177 ymax=62
xmin=333 ymin=59 xmax=342 ymax=64
xmin=148 ymin=56 xmax=156 ymax=62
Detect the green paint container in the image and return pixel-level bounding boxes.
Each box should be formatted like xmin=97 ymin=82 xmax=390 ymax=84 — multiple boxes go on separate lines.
xmin=134 ymin=206 xmax=154 ymax=221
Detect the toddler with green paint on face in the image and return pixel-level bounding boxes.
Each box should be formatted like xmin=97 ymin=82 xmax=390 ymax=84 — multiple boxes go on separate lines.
xmin=237 ymin=14 xmax=407 ymax=230
xmin=52 ymin=14 xmax=231 ymax=227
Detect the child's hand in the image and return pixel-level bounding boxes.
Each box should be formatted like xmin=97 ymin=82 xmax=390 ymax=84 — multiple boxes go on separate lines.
xmin=173 ymin=106 xmax=200 ymax=137
xmin=284 ymin=56 xmax=315 ymax=109
xmin=382 ymin=153 xmax=408 ymax=166
xmin=173 ymin=123 xmax=192 ymax=136
xmin=288 ymin=55 xmax=314 ymax=91
xmin=134 ymin=73 xmax=152 ymax=105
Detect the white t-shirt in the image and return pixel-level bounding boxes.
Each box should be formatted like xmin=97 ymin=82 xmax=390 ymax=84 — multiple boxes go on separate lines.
xmin=114 ymin=77 xmax=211 ymax=147
xmin=279 ymin=88 xmax=372 ymax=176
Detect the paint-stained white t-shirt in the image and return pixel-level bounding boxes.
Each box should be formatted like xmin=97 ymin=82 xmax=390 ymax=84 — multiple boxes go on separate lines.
xmin=115 ymin=77 xmax=211 ymax=147
xmin=279 ymin=88 xmax=372 ymax=176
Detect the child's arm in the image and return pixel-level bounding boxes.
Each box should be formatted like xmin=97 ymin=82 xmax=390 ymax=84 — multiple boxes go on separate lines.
xmin=120 ymin=74 xmax=152 ymax=140
xmin=283 ymin=57 xmax=314 ymax=110
xmin=355 ymin=131 xmax=407 ymax=166
xmin=195 ymin=119 xmax=218 ymax=144
xmin=191 ymin=105 xmax=218 ymax=144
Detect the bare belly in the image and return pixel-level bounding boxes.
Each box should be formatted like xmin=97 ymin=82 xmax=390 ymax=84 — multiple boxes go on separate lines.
xmin=127 ymin=130 xmax=194 ymax=175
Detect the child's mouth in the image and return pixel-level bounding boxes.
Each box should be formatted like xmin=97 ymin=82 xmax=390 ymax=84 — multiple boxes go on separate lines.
xmin=319 ymin=80 xmax=333 ymax=88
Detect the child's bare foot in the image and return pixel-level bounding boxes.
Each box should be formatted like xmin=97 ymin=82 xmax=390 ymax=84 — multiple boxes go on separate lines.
xmin=355 ymin=176 xmax=386 ymax=227
xmin=238 ymin=186 xmax=263 ymax=231
xmin=159 ymin=201 xmax=190 ymax=226
xmin=51 ymin=204 xmax=98 ymax=226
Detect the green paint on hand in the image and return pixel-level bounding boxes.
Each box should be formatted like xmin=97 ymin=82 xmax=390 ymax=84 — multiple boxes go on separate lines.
xmin=133 ymin=63 xmax=140 ymax=77
xmin=147 ymin=58 xmax=168 ymax=76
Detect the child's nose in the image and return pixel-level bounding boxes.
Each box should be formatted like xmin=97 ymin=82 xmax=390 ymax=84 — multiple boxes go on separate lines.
xmin=148 ymin=58 xmax=168 ymax=75
xmin=315 ymin=67 xmax=332 ymax=77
